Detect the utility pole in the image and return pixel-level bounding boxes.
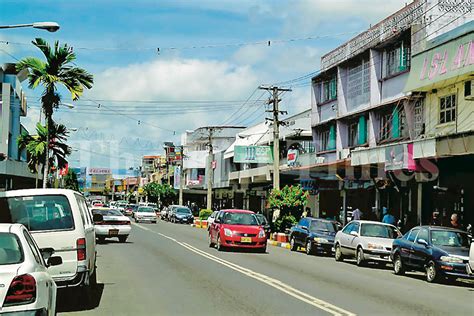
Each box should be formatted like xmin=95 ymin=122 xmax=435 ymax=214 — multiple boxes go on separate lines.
xmin=178 ymin=145 xmax=184 ymax=206
xmin=206 ymin=128 xmax=215 ymax=210
xmin=258 ymin=86 xmax=291 ymax=190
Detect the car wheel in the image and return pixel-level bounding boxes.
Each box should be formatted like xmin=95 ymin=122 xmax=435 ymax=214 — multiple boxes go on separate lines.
xmin=118 ymin=236 xmax=128 ymax=243
xmin=208 ymin=233 xmax=215 ymax=248
xmin=152 ymin=221 xmax=157 ymax=224
xmin=393 ymin=254 xmax=405 ymax=275
xmin=356 ymin=247 xmax=365 ymax=267
xmin=216 ymin=236 xmax=225 ymax=251
xmin=335 ymin=244 xmax=344 ymax=262
xmin=290 ymin=236 xmax=297 ymax=251
xmin=259 ymin=245 xmax=267 ymax=253
xmin=426 ymin=260 xmax=439 ymax=283
xmin=306 ymin=240 xmax=314 ymax=255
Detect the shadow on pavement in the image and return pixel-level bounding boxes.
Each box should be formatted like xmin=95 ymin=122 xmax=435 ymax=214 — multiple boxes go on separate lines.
xmin=400 ymin=272 xmax=474 ymax=289
xmin=56 ymin=283 xmax=105 ymax=313
xmin=96 ymin=239 xmax=134 ymax=245
xmin=219 ymin=247 xmax=268 ymax=255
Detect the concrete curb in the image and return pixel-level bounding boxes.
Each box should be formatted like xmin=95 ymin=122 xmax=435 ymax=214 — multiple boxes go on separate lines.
xmin=267 ymin=239 xmax=291 ymax=249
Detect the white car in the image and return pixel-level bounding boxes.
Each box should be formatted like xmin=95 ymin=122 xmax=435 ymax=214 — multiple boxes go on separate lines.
xmin=91 ymin=208 xmax=131 ymax=243
xmin=0 ymin=223 xmax=62 ymax=315
xmin=133 ymin=206 xmax=158 ymax=223
xmin=468 ymin=237 xmax=474 ymax=275
xmin=0 ymin=189 xmax=98 ymax=303
xmin=334 ymin=220 xmax=401 ymax=266
xmin=207 ymin=211 xmax=218 ymax=230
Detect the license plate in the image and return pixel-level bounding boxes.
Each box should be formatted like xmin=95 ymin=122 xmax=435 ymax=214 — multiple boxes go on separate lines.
xmin=109 ymin=229 xmax=119 ymax=236
xmin=240 ymin=237 xmax=252 ymax=243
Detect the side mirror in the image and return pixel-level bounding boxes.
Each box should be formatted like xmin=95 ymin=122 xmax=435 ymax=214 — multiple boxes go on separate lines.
xmin=350 ymin=231 xmax=359 ymax=237
xmin=214 ymin=218 xmax=220 ymax=224
xmin=47 ymin=256 xmax=63 ymax=267
xmin=40 ymin=247 xmax=55 ymax=260
xmin=417 ymin=239 xmax=428 ymax=247
xmin=93 ymin=213 xmax=104 ymax=223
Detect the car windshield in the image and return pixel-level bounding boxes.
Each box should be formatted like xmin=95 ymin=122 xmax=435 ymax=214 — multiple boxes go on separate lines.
xmin=310 ymin=220 xmax=336 ymax=232
xmin=222 ymin=212 xmax=258 ymax=225
xmin=177 ymin=208 xmax=192 ymax=214
xmin=0 ymin=233 xmax=23 ymax=265
xmin=360 ymin=223 xmax=398 ymax=239
xmin=138 ymin=207 xmax=155 ymax=213
xmin=0 ymin=195 xmax=74 ymax=231
xmin=93 ymin=209 xmax=123 ymax=216
xmin=431 ymin=230 xmax=469 ymax=247
xmin=255 ymin=214 xmax=268 ymax=225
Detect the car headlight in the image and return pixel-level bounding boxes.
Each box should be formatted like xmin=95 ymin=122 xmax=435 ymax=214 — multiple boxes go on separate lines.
xmin=224 ymin=228 xmax=233 ymax=237
xmin=367 ymin=243 xmax=384 ymax=250
xmin=258 ymin=229 xmax=265 ymax=238
xmin=440 ymin=256 xmax=463 ymax=263
xmin=314 ymin=237 xmax=329 ymax=243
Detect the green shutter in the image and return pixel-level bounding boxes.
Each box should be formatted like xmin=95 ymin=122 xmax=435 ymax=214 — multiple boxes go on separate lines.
xmin=391 ymin=107 xmax=400 ymax=139
xmin=358 ymin=116 xmax=367 ymax=144
xmin=330 ymin=77 xmax=337 ymax=100
xmin=399 ymin=42 xmax=407 ymax=71
xmin=328 ymin=125 xmax=336 ymax=150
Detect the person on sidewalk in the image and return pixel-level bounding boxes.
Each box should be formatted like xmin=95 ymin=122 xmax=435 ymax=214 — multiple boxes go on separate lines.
xmin=430 ymin=211 xmax=441 ymax=226
xmin=352 ymin=208 xmax=362 ymax=221
xmin=382 ymin=207 xmax=397 ymax=226
xmin=449 ymin=213 xmax=461 ymax=229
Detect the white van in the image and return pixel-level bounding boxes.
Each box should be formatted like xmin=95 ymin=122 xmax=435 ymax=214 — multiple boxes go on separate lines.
xmin=0 ymin=189 xmax=98 ymax=300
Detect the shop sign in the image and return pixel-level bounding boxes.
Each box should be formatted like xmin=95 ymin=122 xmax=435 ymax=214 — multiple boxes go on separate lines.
xmin=405 ymin=32 xmax=474 ymax=91
xmin=89 ymin=168 xmax=111 ymax=175
xmin=287 ymin=149 xmax=299 ymax=167
xmin=234 ymin=146 xmax=273 ymax=164
xmin=385 ymin=143 xmax=418 ymax=171
xmin=299 ymin=179 xmax=318 ymax=195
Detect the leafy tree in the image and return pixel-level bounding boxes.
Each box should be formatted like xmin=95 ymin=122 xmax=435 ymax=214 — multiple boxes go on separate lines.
xmin=16 ymin=38 xmax=93 ymax=188
xmin=268 ymin=185 xmax=309 ymax=232
xmin=63 ymin=169 xmax=79 ymax=191
xmin=143 ymin=182 xmax=177 ymax=205
xmin=17 ymin=122 xmax=72 ymax=188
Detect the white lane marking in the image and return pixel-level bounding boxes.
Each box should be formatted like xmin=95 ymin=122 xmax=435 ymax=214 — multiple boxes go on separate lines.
xmin=133 ymin=223 xmax=355 ymax=316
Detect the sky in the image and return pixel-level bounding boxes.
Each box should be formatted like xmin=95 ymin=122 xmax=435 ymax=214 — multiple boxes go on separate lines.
xmin=1 ymin=0 xmax=410 ymax=169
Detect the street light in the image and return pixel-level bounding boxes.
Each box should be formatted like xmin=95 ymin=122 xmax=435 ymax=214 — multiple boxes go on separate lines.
xmin=0 ymin=22 xmax=60 ymax=32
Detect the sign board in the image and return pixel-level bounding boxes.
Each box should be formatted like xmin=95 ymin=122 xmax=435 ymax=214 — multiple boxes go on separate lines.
xmin=287 ymin=149 xmax=299 ymax=166
xmin=173 ymin=166 xmax=181 ymax=189
xmin=234 ymin=146 xmax=273 ymax=164
xmin=89 ymin=168 xmax=111 ymax=175
xmin=385 ymin=143 xmax=418 ymax=171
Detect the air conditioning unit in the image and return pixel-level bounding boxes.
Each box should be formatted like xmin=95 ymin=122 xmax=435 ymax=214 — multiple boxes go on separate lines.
xmin=465 ymin=80 xmax=474 ymax=100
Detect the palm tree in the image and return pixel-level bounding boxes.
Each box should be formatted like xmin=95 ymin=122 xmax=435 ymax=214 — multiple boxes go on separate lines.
xmin=18 ymin=122 xmax=72 ymax=188
xmin=16 ymin=38 xmax=93 ymax=188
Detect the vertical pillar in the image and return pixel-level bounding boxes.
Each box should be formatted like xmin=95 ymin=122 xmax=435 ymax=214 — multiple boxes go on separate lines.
xmin=342 ymin=189 xmax=347 ymax=225
xmin=417 ymin=182 xmax=423 ymax=225
xmin=375 ymin=188 xmax=380 ymax=220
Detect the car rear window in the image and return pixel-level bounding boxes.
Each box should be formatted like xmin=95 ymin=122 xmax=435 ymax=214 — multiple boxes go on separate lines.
xmin=138 ymin=207 xmax=154 ymax=213
xmin=92 ymin=209 xmax=123 ymax=216
xmin=0 ymin=195 xmax=75 ymax=232
xmin=360 ymin=223 xmax=398 ymax=239
xmin=0 ymin=233 xmax=24 ymax=265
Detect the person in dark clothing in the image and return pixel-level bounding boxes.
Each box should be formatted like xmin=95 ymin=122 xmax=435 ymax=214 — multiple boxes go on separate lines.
xmin=449 ymin=213 xmax=461 ymax=229
xmin=430 ymin=211 xmax=441 ymax=226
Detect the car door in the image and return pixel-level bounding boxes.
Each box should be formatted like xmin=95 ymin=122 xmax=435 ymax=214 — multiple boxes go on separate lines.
xmin=409 ymin=228 xmax=428 ymax=268
xmin=211 ymin=211 xmax=223 ymax=242
xmin=76 ymin=194 xmax=96 ymax=274
xmin=403 ymin=227 xmax=419 ymax=267
xmin=339 ymin=222 xmax=354 ymax=255
xmin=348 ymin=222 xmax=361 ymax=255
xmin=293 ymin=218 xmax=307 ymax=245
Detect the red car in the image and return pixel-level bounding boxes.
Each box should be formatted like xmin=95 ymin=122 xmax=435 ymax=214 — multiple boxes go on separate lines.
xmin=208 ymin=209 xmax=267 ymax=253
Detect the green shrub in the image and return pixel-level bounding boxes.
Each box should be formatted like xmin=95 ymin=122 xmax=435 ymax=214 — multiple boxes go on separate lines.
xmin=274 ymin=214 xmax=297 ymax=233
xmin=199 ymin=209 xmax=213 ymax=220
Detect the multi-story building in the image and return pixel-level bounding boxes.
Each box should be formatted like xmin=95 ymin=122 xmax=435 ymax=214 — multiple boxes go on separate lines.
xmin=181 ymin=126 xmax=245 ymax=207
xmin=309 ymin=0 xmax=472 ymax=225
xmin=0 ymin=63 xmax=36 ymax=190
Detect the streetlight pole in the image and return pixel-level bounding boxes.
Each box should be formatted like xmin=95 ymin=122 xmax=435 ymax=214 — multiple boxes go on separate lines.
xmin=0 ymin=22 xmax=60 ymax=32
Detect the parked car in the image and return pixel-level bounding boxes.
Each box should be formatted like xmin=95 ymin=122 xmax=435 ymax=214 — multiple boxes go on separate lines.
xmin=207 ymin=211 xmax=218 ymax=230
xmin=255 ymin=214 xmax=271 ymax=239
xmin=391 ymin=226 xmax=472 ymax=283
xmin=133 ymin=206 xmax=158 ymax=223
xmin=170 ymin=206 xmax=194 ymax=224
xmin=91 ymin=200 xmax=103 ymax=207
xmin=0 ymin=223 xmax=62 ymax=315
xmin=160 ymin=206 xmax=169 ymax=220
xmin=0 ymin=189 xmax=99 ymax=302
xmin=334 ymin=220 xmax=401 ymax=266
xmin=208 ymin=209 xmax=267 ymax=253
xmin=289 ymin=217 xmax=337 ymax=255
xmin=468 ymin=236 xmax=474 ymax=276
xmin=91 ymin=208 xmax=131 ymax=243
xmin=122 ymin=204 xmax=135 ymax=217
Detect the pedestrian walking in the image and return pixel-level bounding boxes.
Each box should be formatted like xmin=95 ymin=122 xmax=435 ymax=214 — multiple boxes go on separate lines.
xmin=352 ymin=208 xmax=362 ymax=221
xmin=382 ymin=207 xmax=396 ymax=226
xmin=449 ymin=213 xmax=461 ymax=229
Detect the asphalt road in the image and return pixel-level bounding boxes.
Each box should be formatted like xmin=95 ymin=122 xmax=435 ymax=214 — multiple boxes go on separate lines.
xmin=58 ymin=220 xmax=474 ymax=316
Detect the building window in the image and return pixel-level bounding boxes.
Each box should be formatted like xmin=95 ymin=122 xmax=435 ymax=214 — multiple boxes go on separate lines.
xmin=439 ymin=94 xmax=456 ymax=124
xmin=320 ymin=130 xmax=330 ymax=151
xmin=348 ymin=121 xmax=358 ymax=147
xmin=380 ymin=112 xmax=392 ymax=141
xmin=413 ymin=99 xmax=425 ymax=138
xmin=347 ymin=59 xmax=370 ymax=110
xmin=385 ymin=41 xmax=411 ymax=77
xmin=319 ymin=75 xmax=337 ymax=103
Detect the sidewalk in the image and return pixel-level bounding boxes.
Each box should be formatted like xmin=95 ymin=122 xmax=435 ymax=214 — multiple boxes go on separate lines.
xmin=267 ymin=239 xmax=290 ymax=249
